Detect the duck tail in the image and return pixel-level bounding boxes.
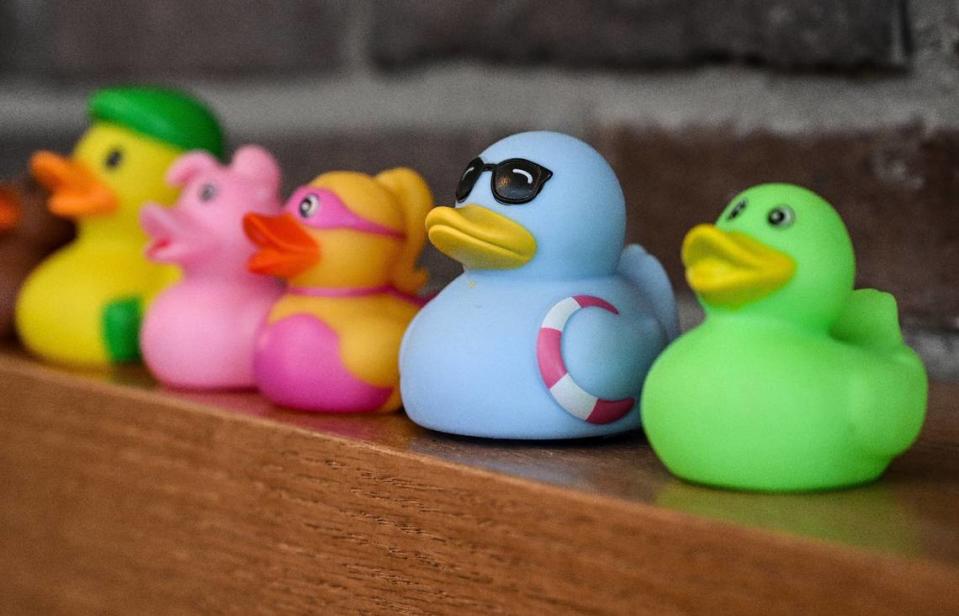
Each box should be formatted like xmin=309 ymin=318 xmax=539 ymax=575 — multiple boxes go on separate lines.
xmin=618 ymin=244 xmax=680 ymax=341
xmin=831 ymin=289 xmax=905 ymax=352
xmin=374 ymin=168 xmax=433 ymax=295
xmin=833 ymin=289 xmax=928 ymax=457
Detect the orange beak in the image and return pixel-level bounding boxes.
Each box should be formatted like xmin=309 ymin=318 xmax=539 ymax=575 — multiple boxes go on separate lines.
xmin=0 ymin=185 xmax=20 ymax=232
xmin=243 ymin=213 xmax=320 ymax=278
xmin=30 ymin=151 xmax=117 ymax=218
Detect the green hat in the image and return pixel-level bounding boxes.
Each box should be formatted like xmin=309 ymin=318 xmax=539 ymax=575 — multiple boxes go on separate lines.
xmin=89 ymin=86 xmax=225 ymax=158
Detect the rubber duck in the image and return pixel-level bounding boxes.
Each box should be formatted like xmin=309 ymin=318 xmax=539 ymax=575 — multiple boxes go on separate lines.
xmin=399 ymin=131 xmax=679 ymax=439
xmin=642 ymin=183 xmax=928 ymax=492
xmin=0 ymin=179 xmax=73 ymax=336
xmin=140 ymin=145 xmax=283 ymax=389
xmin=244 ymin=167 xmax=433 ymax=412
xmin=16 ymin=86 xmax=223 ymax=366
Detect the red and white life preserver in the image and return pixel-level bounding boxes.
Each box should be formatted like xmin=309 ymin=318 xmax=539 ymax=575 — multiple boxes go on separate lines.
xmin=536 ymin=295 xmax=636 ymax=425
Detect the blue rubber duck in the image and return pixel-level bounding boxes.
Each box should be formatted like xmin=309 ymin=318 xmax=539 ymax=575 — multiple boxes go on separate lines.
xmin=399 ymin=131 xmax=678 ymax=439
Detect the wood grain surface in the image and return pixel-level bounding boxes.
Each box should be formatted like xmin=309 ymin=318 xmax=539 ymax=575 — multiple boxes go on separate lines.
xmin=1 ymin=349 xmax=957 ymax=615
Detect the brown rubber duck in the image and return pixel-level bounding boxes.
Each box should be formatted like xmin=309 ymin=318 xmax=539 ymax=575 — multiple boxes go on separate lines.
xmin=0 ymin=178 xmax=74 ymax=336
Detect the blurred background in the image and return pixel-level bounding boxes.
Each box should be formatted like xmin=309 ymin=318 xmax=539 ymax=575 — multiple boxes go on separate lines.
xmin=0 ymin=0 xmax=956 ymax=378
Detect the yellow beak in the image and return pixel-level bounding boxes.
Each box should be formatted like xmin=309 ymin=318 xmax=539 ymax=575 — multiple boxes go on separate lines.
xmin=426 ymin=204 xmax=537 ymax=270
xmin=682 ymin=224 xmax=795 ymax=307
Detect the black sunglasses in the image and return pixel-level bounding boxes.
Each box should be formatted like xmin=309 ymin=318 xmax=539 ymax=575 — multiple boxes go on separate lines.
xmin=455 ymin=157 xmax=553 ymax=205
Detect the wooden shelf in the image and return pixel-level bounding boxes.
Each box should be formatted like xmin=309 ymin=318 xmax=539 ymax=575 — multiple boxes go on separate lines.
xmin=1 ymin=347 xmax=958 ymax=615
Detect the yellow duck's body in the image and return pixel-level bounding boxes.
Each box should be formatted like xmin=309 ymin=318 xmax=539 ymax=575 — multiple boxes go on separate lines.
xmin=16 ymin=88 xmax=223 ymax=366
xmin=17 ymin=235 xmax=176 ymax=365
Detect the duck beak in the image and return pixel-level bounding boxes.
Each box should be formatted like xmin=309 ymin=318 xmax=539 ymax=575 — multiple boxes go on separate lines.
xmin=0 ymin=185 xmax=20 ymax=231
xmin=141 ymin=204 xmax=210 ymax=264
xmin=426 ymin=204 xmax=537 ymax=270
xmin=682 ymin=224 xmax=795 ymax=307
xmin=243 ymin=212 xmax=320 ymax=278
xmin=30 ymin=151 xmax=118 ymax=218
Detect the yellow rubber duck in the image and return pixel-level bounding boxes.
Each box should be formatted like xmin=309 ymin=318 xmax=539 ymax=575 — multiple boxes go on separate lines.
xmin=243 ymin=169 xmax=433 ymax=412
xmin=16 ymin=87 xmax=223 ymax=366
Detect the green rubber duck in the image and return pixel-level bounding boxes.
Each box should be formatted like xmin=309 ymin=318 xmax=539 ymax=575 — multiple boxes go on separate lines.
xmin=642 ymin=184 xmax=928 ymax=492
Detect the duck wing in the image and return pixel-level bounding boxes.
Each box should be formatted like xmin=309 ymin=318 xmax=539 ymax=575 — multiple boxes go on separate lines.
xmin=617 ymin=244 xmax=680 ymax=341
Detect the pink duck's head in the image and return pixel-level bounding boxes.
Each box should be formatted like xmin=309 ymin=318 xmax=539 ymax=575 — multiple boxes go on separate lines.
xmin=141 ymin=145 xmax=282 ymax=273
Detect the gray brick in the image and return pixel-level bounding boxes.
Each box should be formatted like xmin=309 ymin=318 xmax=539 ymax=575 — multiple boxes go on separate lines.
xmin=371 ymin=0 xmax=911 ymax=71
xmin=905 ymin=324 xmax=959 ymax=381
xmin=0 ymin=1 xmax=54 ymax=74
xmin=0 ymin=3 xmax=12 ymax=73
xmin=5 ymin=0 xmax=350 ymax=79
xmin=0 ymin=136 xmax=73 ymax=179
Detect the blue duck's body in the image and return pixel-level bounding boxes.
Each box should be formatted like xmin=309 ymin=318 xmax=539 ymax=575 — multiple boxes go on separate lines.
xmin=400 ymin=131 xmax=678 ymax=439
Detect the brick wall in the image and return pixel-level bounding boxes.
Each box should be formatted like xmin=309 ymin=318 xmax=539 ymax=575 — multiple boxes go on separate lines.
xmin=1 ymin=0 xmax=957 ymax=376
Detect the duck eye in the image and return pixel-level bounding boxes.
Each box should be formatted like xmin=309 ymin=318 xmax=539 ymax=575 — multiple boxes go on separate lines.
xmin=298 ymin=194 xmax=320 ymax=218
xmin=767 ymin=205 xmax=795 ymax=228
xmin=726 ymin=199 xmax=747 ymax=220
xmin=104 ymin=148 xmax=123 ymax=170
xmin=199 ymin=183 xmax=217 ymax=202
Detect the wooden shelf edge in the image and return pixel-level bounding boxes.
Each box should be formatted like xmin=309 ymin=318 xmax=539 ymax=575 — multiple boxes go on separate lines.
xmin=1 ymin=354 xmax=958 ymax=615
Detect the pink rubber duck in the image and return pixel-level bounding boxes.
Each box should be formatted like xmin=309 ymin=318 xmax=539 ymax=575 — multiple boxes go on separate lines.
xmin=140 ymin=145 xmax=283 ymax=389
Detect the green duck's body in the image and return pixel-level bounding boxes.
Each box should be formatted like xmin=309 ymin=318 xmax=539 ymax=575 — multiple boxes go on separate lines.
xmin=644 ymin=295 xmax=926 ymax=491
xmin=642 ymin=184 xmax=928 ymax=492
